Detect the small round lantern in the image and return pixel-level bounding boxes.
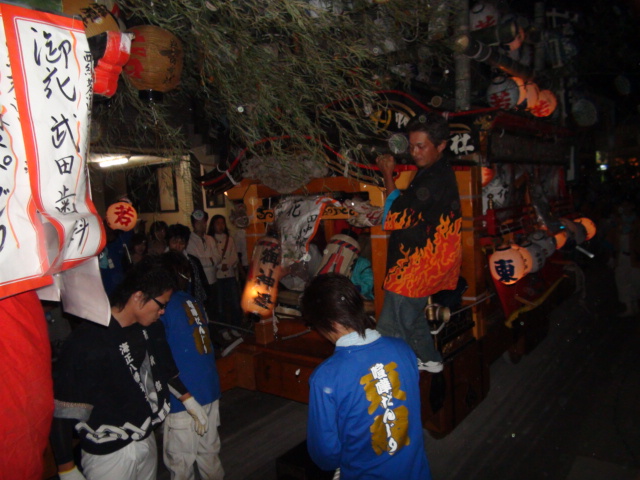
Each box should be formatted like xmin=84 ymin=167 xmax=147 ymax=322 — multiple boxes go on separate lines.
xmin=470 ymin=2 xmax=499 ymax=30
xmin=63 ymin=0 xmax=121 ymax=38
xmin=511 ymin=243 xmax=532 ymax=275
xmin=574 ymin=217 xmax=596 ymax=241
xmin=106 ymin=201 xmax=137 ymax=231
xmin=530 ymin=89 xmax=558 ymax=118
xmin=523 ymin=241 xmax=545 ymax=273
xmin=528 ymin=230 xmax=555 ymax=258
xmin=554 ymin=230 xmax=568 ymax=250
xmin=123 ymin=25 xmax=184 ymax=99
xmin=489 ymin=244 xmax=526 ymax=285
xmin=487 ymin=76 xmax=521 ymax=110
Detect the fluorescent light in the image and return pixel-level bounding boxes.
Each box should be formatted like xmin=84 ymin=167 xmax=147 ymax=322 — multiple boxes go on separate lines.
xmin=99 ymin=156 xmax=129 ymax=168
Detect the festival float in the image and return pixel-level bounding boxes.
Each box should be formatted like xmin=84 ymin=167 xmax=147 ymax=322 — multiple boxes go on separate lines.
xmin=205 ymin=91 xmax=592 ymax=436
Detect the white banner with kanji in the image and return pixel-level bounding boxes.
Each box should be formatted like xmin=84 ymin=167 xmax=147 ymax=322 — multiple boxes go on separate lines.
xmin=0 ymin=3 xmax=105 ymax=303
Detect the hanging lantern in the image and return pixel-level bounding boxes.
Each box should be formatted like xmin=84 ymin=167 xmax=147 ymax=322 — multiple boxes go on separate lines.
xmin=489 ymin=244 xmax=526 ymax=285
xmin=554 ymin=230 xmax=568 ymax=250
xmin=241 ymin=234 xmax=282 ymax=321
xmin=528 ymin=230 xmax=555 ymax=258
xmin=470 ymin=2 xmax=499 ymax=31
xmin=523 ymin=241 xmax=545 ymax=273
xmin=511 ymin=243 xmax=532 ymax=275
xmin=63 ymin=0 xmax=121 ymax=38
xmin=530 ymin=90 xmax=558 ymax=118
xmin=481 ymin=167 xmax=495 ymax=187
xmin=123 ymin=25 xmax=184 ymax=99
xmin=487 ymin=76 xmax=520 ymax=110
xmin=106 ymin=201 xmax=137 ymax=231
xmin=574 ymin=217 xmax=596 ymax=241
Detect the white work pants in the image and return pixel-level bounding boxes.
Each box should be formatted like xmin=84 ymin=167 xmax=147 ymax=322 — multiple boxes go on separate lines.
xmin=81 ymin=433 xmax=157 ymax=480
xmin=163 ymin=399 xmax=224 ymax=480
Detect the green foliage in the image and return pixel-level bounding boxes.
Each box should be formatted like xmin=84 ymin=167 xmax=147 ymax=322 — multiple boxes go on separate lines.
xmin=95 ymin=0 xmax=455 ymax=187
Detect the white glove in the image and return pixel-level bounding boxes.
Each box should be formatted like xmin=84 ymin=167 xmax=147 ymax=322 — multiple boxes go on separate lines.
xmin=183 ymin=396 xmax=208 ymax=436
xmin=59 ymin=466 xmax=87 ymax=480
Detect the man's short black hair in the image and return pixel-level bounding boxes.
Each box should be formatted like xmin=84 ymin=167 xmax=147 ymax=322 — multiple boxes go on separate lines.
xmin=109 ymin=254 xmax=178 ymax=309
xmin=167 ymin=223 xmax=191 ymax=244
xmin=301 ymin=273 xmax=375 ymax=338
xmin=406 ymin=112 xmax=450 ymax=146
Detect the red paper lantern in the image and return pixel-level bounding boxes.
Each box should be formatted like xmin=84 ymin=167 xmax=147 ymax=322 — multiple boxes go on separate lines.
xmin=241 ymin=235 xmax=282 ymax=321
xmin=530 ymin=89 xmax=557 ymax=117
xmin=106 ymin=201 xmax=137 ymax=231
xmin=489 ymin=244 xmax=526 ymax=285
xmin=123 ymin=25 xmax=184 ymax=94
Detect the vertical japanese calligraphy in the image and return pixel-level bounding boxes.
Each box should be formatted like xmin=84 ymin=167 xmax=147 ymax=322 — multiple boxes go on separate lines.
xmin=2 ymin=4 xmax=104 ymax=270
xmin=0 ymin=4 xmax=105 ymax=298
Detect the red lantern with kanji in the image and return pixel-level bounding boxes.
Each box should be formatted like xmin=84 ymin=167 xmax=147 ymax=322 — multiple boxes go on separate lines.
xmin=106 ymin=202 xmax=137 ymax=231
xmin=123 ymin=25 xmax=184 ymax=95
xmin=530 ymin=89 xmax=558 ymax=118
xmin=489 ymin=244 xmax=526 ymax=285
xmin=241 ymin=234 xmax=282 ymax=321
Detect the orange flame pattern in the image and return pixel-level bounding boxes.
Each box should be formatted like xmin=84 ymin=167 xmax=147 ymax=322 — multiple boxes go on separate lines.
xmin=384 ymin=215 xmax=462 ymax=297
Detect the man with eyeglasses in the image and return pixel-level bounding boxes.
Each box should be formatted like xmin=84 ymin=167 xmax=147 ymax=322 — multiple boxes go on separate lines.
xmin=51 ymin=255 xmax=209 ymax=480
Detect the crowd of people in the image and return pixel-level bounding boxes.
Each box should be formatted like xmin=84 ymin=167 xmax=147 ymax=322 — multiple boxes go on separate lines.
xmin=99 ymin=211 xmax=247 ymax=350
xmin=45 ymin=114 xmax=460 ymax=480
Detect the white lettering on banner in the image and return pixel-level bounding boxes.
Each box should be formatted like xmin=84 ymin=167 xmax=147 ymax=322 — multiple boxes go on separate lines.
xmin=0 ymin=10 xmax=52 ymax=297
xmin=1 ymin=3 xmax=104 ymax=281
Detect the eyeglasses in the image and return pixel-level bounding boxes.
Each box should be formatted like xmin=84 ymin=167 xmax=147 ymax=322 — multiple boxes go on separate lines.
xmin=151 ymin=298 xmax=167 ymax=310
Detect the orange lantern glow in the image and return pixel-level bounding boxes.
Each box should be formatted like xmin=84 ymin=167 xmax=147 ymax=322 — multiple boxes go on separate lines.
xmin=106 ymin=202 xmax=137 ymax=231
xmin=241 ymin=234 xmax=282 ymax=321
xmin=512 ymin=76 xmax=527 ymax=105
xmin=524 ymin=82 xmax=540 ymax=111
xmin=574 ymin=217 xmax=596 ymax=241
xmin=530 ymin=89 xmax=558 ymax=118
xmin=554 ymin=230 xmax=568 ymax=250
xmin=123 ymin=25 xmax=184 ymax=95
xmin=481 ymin=167 xmax=495 ymax=187
xmin=511 ymin=243 xmax=532 ymax=275
xmin=489 ymin=245 xmax=526 ymax=285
